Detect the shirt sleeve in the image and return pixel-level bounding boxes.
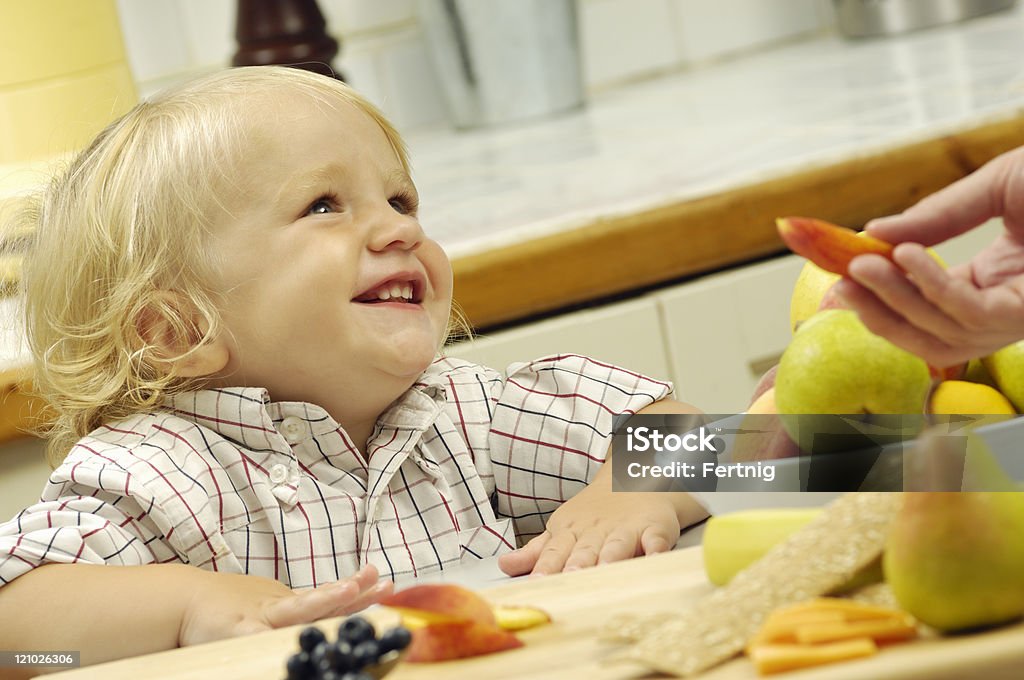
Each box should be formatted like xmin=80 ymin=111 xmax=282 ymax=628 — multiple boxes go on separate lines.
xmin=488 ymin=354 xmax=673 ymax=542
xmin=0 ymin=452 xmax=181 ymax=587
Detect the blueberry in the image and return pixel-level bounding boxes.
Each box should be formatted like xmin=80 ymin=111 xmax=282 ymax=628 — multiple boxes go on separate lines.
xmin=338 ymin=673 xmax=374 ymax=680
xmin=377 ymin=626 xmax=412 ymax=654
xmin=328 ymin=640 xmax=355 ymax=673
xmin=338 ymin=616 xmax=376 ymax=644
xmin=311 ymin=641 xmax=335 ymax=673
xmin=320 ymin=672 xmax=341 ymax=680
xmin=351 ymin=640 xmax=381 ymax=670
xmin=298 ymin=626 xmax=327 ymax=653
xmin=285 ymin=651 xmax=314 ymax=680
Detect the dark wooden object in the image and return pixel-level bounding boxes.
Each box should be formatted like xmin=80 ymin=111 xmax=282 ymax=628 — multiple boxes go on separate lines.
xmin=232 ymin=0 xmax=342 ymax=79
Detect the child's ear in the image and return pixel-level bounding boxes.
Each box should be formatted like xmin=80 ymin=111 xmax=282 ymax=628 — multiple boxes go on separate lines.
xmin=136 ymin=292 xmax=229 ymax=378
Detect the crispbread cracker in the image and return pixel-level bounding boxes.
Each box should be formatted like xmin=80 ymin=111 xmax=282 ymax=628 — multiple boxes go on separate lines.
xmin=618 ymin=492 xmax=902 ymax=676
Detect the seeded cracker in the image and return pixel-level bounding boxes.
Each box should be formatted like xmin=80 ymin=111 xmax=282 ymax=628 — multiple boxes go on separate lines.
xmin=619 ymin=492 xmax=902 ymax=677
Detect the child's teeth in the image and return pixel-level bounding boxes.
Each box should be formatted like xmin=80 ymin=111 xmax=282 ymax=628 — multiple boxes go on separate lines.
xmin=402 ymin=284 xmax=412 ymax=299
xmin=390 ymin=284 xmax=403 ymax=298
xmin=378 ymin=289 xmax=391 ymax=300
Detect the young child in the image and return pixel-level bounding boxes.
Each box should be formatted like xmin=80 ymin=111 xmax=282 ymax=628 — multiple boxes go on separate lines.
xmin=0 ymin=66 xmax=706 ymax=668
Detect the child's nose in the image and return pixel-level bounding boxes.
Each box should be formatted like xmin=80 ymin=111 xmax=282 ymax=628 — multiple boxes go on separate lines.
xmin=367 ymin=206 xmax=424 ymax=252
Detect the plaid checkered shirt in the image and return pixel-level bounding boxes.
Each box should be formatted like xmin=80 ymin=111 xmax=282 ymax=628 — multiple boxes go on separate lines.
xmin=0 ymin=355 xmax=671 ymax=588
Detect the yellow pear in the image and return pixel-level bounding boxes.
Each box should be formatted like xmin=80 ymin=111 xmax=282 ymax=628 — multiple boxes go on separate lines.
xmin=775 ymin=310 xmax=931 ymax=452
xmin=982 ymin=340 xmax=1024 ymax=412
xmin=790 ymin=260 xmax=839 ymax=333
xmin=963 ymin=358 xmax=998 ymax=388
xmin=885 ymin=428 xmax=1024 ymax=633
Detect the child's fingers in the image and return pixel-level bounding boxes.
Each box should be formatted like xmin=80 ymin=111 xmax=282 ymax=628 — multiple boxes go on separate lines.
xmin=337 ymin=579 xmax=394 ymax=615
xmin=264 ymin=579 xmax=360 ymax=629
xmin=562 ymin=528 xmax=610 ymax=571
xmin=530 ymin=531 xmax=578 ymax=576
xmin=497 ymin=532 xmax=550 ymax=576
xmin=597 ymin=527 xmax=641 ymax=565
xmin=350 ymin=563 xmax=381 ymax=592
xmin=639 ymin=525 xmax=674 ymax=556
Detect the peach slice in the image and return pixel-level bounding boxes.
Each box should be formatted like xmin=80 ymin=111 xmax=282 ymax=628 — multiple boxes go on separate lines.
xmin=380 ymin=584 xmax=551 ymax=663
xmin=776 ymin=217 xmax=894 ymax=277
xmin=492 ymin=605 xmax=552 ymax=631
xmin=381 ymin=585 xmax=537 ymax=663
xmin=404 ymin=620 xmax=524 ymax=663
xmin=381 ymin=584 xmax=496 ymax=626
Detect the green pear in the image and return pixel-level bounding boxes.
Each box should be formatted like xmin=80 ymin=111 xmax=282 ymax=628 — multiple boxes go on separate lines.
xmin=982 ymin=340 xmax=1024 ymax=411
xmin=885 ymin=429 xmax=1024 ymax=632
xmin=775 ymin=310 xmax=931 ymax=451
xmin=885 ymin=491 xmax=1024 ymax=632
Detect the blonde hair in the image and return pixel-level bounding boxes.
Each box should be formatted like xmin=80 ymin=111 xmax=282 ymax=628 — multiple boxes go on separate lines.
xmin=8 ymin=66 xmax=462 ymax=466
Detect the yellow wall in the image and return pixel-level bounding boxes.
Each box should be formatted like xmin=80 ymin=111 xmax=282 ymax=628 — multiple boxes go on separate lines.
xmin=0 ymin=0 xmax=137 ymax=165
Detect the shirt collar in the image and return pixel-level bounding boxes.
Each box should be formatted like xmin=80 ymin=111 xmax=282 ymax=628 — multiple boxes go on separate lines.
xmin=162 ymin=377 xmax=449 ymax=453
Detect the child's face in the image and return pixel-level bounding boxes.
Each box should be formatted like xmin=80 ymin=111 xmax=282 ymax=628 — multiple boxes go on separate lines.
xmin=205 ymin=92 xmax=453 ymax=418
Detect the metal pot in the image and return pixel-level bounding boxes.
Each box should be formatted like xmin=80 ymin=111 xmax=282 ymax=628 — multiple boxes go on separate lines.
xmin=833 ymin=0 xmax=1017 ymax=38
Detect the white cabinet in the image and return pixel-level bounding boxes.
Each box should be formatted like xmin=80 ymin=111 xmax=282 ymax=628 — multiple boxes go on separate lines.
xmin=657 ymin=255 xmax=804 ymax=413
xmin=446 ymin=297 xmax=672 ymax=384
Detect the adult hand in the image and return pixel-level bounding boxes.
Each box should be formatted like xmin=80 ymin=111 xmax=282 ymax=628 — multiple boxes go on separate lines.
xmin=835 ymin=146 xmax=1024 ymax=366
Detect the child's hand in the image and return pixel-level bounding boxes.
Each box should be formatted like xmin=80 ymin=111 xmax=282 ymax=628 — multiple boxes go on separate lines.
xmin=498 ymin=485 xmax=701 ymax=576
xmin=179 ymin=564 xmax=393 ymax=646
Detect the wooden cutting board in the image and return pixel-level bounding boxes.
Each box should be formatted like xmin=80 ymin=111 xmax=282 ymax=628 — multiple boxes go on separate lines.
xmin=50 ymin=547 xmax=1024 ymax=680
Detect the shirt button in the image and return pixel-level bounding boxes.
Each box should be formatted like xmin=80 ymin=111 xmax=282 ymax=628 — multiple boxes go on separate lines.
xmin=280 ymin=416 xmax=305 ymax=444
xmin=269 ymin=463 xmax=289 ymax=484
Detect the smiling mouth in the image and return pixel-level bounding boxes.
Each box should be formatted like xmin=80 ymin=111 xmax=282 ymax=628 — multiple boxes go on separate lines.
xmin=353 ymin=279 xmax=423 ymax=304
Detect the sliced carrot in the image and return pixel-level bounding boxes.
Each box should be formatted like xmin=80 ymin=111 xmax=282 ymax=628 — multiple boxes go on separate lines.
xmin=777 ymin=597 xmax=910 ymax=621
xmin=795 ymin=615 xmax=918 ymax=645
xmin=747 ymin=610 xmax=847 ymax=649
xmin=749 ymin=638 xmax=878 ymax=675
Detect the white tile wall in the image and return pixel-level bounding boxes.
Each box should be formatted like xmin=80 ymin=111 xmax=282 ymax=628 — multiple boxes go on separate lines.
xmin=113 ymin=0 xmax=833 ymax=131
xmin=115 ymin=0 xmax=192 ymax=83
xmin=578 ymin=0 xmax=680 ymax=88
xmin=320 ymin=0 xmax=416 ymax=35
xmin=670 ymin=0 xmax=825 ymax=65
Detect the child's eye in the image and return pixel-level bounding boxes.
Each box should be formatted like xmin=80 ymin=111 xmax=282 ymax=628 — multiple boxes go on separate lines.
xmin=306 ymin=197 xmax=336 ymax=215
xmin=389 ymin=191 xmax=419 ymax=215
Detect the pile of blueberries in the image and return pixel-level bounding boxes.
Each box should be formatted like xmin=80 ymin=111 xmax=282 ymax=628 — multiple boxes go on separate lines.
xmin=285 ymin=615 xmax=412 ymax=680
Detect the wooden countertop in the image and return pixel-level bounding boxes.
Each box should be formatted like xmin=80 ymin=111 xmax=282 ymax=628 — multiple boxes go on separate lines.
xmin=47 ymin=546 xmax=1024 ymax=679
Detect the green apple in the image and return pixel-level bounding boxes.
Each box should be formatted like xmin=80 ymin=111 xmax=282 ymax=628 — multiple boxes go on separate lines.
xmin=775 ymin=309 xmax=931 ymax=452
xmin=982 ymin=340 xmax=1024 ymax=412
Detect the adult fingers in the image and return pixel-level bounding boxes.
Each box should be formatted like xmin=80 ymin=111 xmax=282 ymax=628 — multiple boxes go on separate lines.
xmin=498 ymin=532 xmax=550 ymax=576
xmin=847 ymin=248 xmax=971 ymax=343
xmin=866 ymin=153 xmax=1011 ymax=246
xmin=834 ymin=278 xmax=964 ymax=366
